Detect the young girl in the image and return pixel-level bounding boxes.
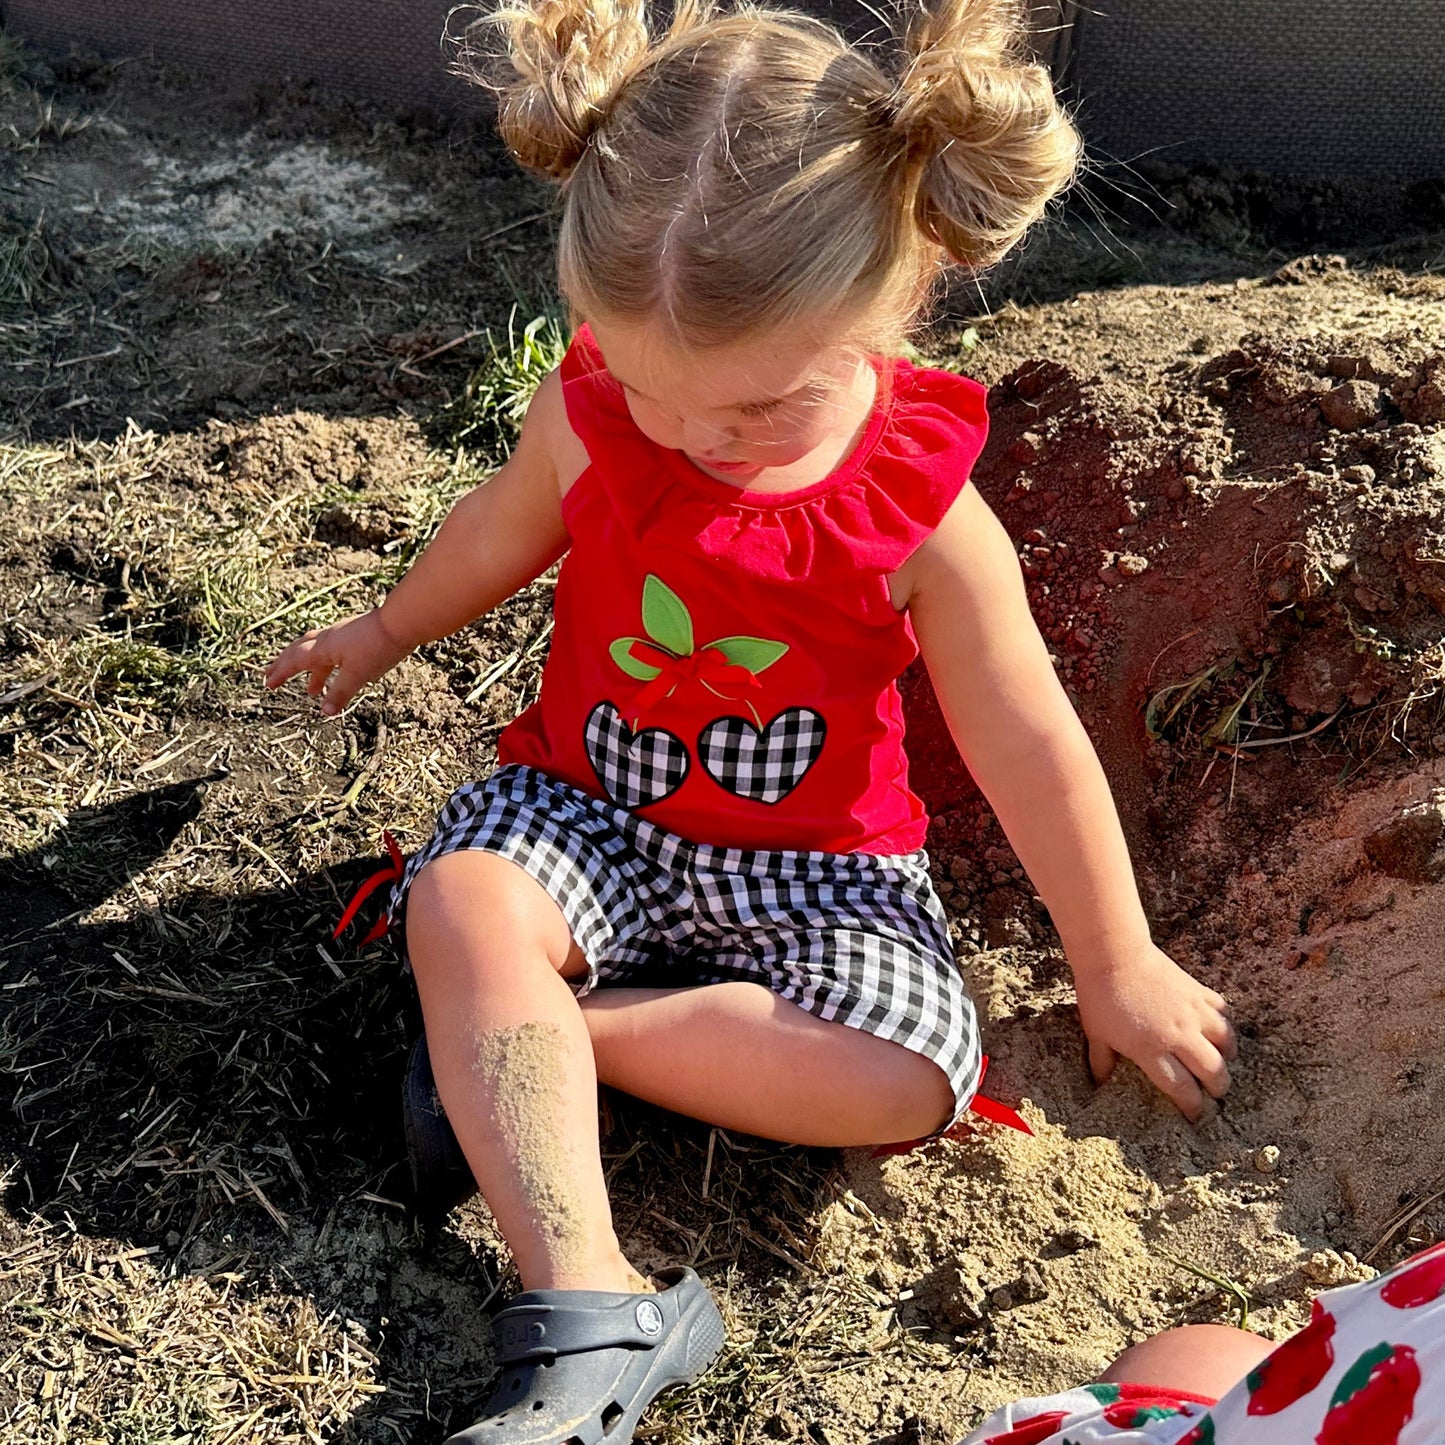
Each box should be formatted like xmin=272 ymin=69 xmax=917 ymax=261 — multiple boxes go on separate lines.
xmin=267 ymin=2 xmax=1236 ymax=1440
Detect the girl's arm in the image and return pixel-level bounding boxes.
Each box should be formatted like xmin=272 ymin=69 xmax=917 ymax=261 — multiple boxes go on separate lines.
xmin=265 ymin=369 xmax=580 ymax=714
xmin=899 ymin=483 xmax=1236 ymax=1120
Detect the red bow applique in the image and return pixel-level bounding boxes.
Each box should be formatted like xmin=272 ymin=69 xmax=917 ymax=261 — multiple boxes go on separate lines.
xmin=626 ymin=641 xmax=763 ymax=726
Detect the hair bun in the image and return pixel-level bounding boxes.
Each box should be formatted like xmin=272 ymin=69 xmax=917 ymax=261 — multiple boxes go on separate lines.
xmin=451 ymin=0 xmax=652 ymax=180
xmin=895 ymin=0 xmax=1081 ymax=267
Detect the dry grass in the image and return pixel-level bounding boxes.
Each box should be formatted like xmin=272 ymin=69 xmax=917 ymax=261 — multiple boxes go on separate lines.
xmin=5 ymin=40 xmax=1443 ymax=1443
xmin=0 ymin=38 xmax=1015 ymax=1443
xmin=1 ymin=1214 xmax=382 ymax=1445
xmin=0 ymin=222 xmax=55 ymax=311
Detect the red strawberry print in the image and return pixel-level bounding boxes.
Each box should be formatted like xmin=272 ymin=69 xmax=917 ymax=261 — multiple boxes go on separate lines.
xmin=1247 ymin=1299 xmax=1337 ymax=1414
xmin=982 ymin=1412 xmax=1068 ymax=1445
xmin=1316 ymin=1342 xmax=1420 ymax=1445
xmin=1381 ymin=1245 xmax=1445 ymax=1309
xmin=1176 ymin=1419 xmax=1216 ymax=1445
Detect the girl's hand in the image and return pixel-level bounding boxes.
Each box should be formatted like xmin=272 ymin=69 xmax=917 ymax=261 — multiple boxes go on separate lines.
xmin=1071 ymin=945 xmax=1237 ymax=1121
xmin=264 ymin=609 xmax=413 ymax=715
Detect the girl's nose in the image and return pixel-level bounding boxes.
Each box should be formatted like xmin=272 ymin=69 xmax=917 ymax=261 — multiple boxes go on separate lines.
xmin=680 ymin=415 xmax=728 ymax=454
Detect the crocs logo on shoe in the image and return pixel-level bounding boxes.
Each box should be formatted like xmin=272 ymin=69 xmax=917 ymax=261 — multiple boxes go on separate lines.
xmin=635 ymin=1300 xmax=664 ymax=1336
xmin=501 ymin=1320 xmax=546 ymax=1350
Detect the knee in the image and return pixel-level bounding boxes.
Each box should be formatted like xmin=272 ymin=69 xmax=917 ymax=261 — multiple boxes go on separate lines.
xmin=1098 ymin=1324 xmax=1274 ymax=1398
xmin=876 ymin=1049 xmax=956 ymax=1143
xmin=406 ymin=851 xmax=572 ymax=975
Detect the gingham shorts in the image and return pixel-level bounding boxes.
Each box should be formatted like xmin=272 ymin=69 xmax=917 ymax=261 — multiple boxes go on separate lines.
xmin=389 ymin=764 xmax=982 ymax=1127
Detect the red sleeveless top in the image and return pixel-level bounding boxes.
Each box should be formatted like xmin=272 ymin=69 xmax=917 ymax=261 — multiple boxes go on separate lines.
xmin=496 ymin=326 xmax=989 ymax=854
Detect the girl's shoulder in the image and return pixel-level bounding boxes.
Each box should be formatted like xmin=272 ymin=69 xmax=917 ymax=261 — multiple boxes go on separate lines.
xmin=803 ymin=352 xmax=989 ymax=573
xmin=518 ymin=366 xmax=592 ymax=500
xmin=552 ymin=326 xmax=641 ymax=485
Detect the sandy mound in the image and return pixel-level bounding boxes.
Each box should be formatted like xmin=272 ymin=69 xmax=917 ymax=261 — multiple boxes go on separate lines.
xmin=798 ymin=764 xmax=1445 ymax=1437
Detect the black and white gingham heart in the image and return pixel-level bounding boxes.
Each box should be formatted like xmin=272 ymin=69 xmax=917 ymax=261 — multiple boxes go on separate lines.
xmin=584 ymin=702 xmax=689 ymax=809
xmin=697 ymin=708 xmax=826 ymax=804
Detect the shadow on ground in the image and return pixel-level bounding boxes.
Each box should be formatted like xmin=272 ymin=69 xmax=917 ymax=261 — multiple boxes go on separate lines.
xmin=0 ymin=779 xmax=842 ymax=1442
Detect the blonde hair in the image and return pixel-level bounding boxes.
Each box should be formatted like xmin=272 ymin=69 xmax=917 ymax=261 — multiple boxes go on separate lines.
xmin=455 ymin=0 xmax=1080 ymax=348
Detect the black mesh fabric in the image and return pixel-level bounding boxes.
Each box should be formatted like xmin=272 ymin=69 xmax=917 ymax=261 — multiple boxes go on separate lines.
xmin=2 ymin=0 xmax=472 ymax=111
xmin=3 ymin=0 xmax=1441 ymax=178
xmin=1066 ymin=0 xmax=1444 ymax=181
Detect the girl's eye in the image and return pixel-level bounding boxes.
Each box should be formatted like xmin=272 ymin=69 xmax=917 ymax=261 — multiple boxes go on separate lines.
xmin=740 ymin=384 xmax=831 ymax=420
xmin=738 ymin=399 xmax=784 ymax=419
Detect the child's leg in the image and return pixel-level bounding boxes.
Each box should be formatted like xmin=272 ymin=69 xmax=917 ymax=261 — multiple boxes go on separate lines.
xmin=1094 ymin=1324 xmax=1275 ymax=1401
xmin=406 ymin=849 xmax=642 ymax=1294
xmin=580 ymin=982 xmax=956 ymax=1146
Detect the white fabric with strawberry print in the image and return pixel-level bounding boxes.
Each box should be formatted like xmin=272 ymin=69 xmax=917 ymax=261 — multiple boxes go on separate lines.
xmin=958 ymin=1243 xmax=1445 ymax=1445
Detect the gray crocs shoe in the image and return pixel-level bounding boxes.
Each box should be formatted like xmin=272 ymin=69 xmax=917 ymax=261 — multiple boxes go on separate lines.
xmin=446 ymin=1266 xmax=725 ymax=1445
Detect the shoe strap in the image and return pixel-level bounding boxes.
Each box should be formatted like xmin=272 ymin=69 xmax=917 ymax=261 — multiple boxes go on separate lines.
xmin=493 ymin=1291 xmax=674 ymax=1363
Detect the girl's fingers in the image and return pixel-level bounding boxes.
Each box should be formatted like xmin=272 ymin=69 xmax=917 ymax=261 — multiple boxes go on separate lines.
xmin=1087 ymin=1037 xmax=1118 ymax=1086
xmin=1179 ymin=1036 xmax=1232 ymax=1100
xmin=1204 ymin=1008 xmax=1239 ymax=1061
xmin=1142 ymin=1052 xmax=1206 ymax=1122
xmin=305 ymin=659 xmax=336 ymax=697
xmin=319 ymin=664 xmax=362 ymax=716
xmin=264 ymin=646 xmax=303 ymax=688
xmin=265 ymin=634 xmax=322 ymax=688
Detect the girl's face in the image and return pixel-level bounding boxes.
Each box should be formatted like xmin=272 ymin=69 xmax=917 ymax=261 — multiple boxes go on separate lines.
xmin=586 ymin=316 xmax=874 ymax=486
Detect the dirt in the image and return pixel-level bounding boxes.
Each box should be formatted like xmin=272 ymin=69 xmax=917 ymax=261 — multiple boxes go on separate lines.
xmin=0 ymin=44 xmax=556 ymax=442
xmin=1 ymin=33 xmax=1444 ymax=1445
xmin=811 ymin=765 xmax=1445 ymax=1429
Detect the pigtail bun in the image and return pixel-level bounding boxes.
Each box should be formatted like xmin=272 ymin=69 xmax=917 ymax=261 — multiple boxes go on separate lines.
xmin=896 ymin=0 xmax=1081 ymax=268
xmin=451 ymin=0 xmax=653 ymax=180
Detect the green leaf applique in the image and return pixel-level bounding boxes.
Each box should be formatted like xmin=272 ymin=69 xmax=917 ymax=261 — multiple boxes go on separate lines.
xmin=705 ymin=636 xmax=789 ymax=674
xmin=610 ymin=637 xmax=661 ymax=681
xmin=641 ymin=574 xmax=694 ymax=656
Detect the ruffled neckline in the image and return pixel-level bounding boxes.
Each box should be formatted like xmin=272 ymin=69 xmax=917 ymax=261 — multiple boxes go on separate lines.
xmin=559 ymin=323 xmax=989 ymax=586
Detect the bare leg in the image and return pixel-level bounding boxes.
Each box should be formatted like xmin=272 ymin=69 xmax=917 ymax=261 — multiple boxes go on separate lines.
xmin=409 ymin=856 xmax=953 ymax=1289
xmin=405 ymin=851 xmax=642 ymax=1294
xmin=580 ymin=983 xmax=956 ymax=1146
xmin=1097 ymin=1324 xmax=1276 ymax=1400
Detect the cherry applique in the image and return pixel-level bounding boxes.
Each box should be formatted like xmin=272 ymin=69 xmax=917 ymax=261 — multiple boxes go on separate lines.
xmin=980 ymin=1411 xmax=1069 ymax=1444
xmin=1381 ymin=1244 xmax=1445 ymax=1310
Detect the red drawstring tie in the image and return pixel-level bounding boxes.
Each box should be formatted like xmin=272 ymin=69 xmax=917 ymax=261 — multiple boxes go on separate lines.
xmin=332 ymin=830 xmax=405 ymax=945
xmin=626 ymin=642 xmax=763 ymax=726
xmin=872 ymin=1054 xmax=1033 ymax=1158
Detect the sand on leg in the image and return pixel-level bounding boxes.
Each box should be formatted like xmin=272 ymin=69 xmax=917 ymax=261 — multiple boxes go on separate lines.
xmin=405 ymin=849 xmax=644 ymax=1294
